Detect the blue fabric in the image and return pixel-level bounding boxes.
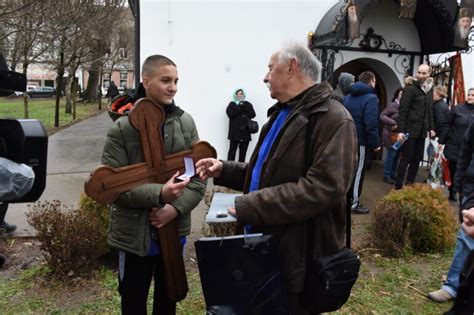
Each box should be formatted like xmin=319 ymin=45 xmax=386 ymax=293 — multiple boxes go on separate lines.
xmin=246 ymin=106 xmax=291 ymax=234
xmin=249 ymin=107 xmax=291 ymax=192
xmin=344 ymin=81 xmax=380 ymax=148
xmin=383 ymin=148 xmax=400 ymax=179
xmin=442 ymin=228 xmax=474 ymax=297
xmin=148 ymin=234 xmax=187 ymax=256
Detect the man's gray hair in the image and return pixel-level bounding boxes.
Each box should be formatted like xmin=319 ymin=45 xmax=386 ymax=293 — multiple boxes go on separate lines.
xmin=277 ymin=43 xmax=321 ymax=81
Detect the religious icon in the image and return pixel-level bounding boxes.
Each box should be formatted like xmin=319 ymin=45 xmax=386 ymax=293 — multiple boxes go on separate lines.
xmin=453 ymin=7 xmax=473 ymax=48
xmin=346 ymin=3 xmax=360 ymax=40
xmin=399 ymin=0 xmax=417 ymax=19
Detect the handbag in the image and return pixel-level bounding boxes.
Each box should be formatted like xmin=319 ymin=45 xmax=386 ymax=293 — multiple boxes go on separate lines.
xmin=441 ymin=154 xmax=451 ymax=187
xmin=248 ymin=119 xmax=259 ymax=134
xmin=195 ymin=234 xmax=287 ymax=314
xmin=299 ymin=112 xmax=361 ymax=313
xmin=299 ymin=247 xmax=361 ymax=313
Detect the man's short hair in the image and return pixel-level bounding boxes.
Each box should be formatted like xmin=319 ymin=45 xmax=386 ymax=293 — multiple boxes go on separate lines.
xmin=277 ymin=43 xmax=321 ymax=82
xmin=357 ymin=71 xmax=375 ymax=84
xmin=141 ymin=55 xmax=176 ymax=78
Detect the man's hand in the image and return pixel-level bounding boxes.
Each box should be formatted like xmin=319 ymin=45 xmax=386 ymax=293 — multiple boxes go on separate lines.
xmin=462 ymin=208 xmax=474 ymax=237
xmin=429 ymin=130 xmax=436 ymax=138
xmin=374 ymin=146 xmax=381 ymax=152
xmin=160 ymin=172 xmax=190 ymax=204
xmin=391 ymin=125 xmax=398 ymax=131
xmin=228 ymin=206 xmax=236 ymax=217
xmin=397 ymin=133 xmax=405 ymax=142
xmin=195 ymin=158 xmax=223 ymax=180
xmin=149 ymin=204 xmax=179 ymax=229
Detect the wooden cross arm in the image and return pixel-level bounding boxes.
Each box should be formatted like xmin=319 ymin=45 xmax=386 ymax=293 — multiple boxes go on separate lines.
xmin=84 ymin=141 xmax=217 ymax=205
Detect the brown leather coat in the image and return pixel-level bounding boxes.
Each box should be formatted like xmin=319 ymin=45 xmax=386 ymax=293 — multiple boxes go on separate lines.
xmin=215 ymin=82 xmax=357 ymax=293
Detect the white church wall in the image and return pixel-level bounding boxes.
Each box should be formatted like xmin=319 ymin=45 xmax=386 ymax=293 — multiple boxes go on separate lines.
xmin=140 ymin=0 xmax=336 ymax=160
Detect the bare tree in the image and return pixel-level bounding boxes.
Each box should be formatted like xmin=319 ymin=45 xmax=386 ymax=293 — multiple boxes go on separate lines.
xmin=0 ymin=0 xmax=48 ymax=118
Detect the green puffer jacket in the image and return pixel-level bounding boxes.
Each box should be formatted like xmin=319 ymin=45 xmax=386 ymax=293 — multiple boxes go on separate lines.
xmin=101 ymin=106 xmax=206 ymax=256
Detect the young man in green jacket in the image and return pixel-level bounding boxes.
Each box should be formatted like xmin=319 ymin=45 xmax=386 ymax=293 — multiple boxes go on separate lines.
xmin=102 ymin=55 xmax=206 ymax=315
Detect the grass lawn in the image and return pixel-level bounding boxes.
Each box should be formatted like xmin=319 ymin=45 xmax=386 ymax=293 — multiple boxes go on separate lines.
xmin=0 ymin=96 xmax=106 ymax=135
xmin=0 ymin=248 xmax=456 ymax=314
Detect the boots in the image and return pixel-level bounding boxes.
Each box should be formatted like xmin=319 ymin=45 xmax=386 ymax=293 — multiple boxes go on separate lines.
xmin=0 ymin=221 xmax=17 ymax=234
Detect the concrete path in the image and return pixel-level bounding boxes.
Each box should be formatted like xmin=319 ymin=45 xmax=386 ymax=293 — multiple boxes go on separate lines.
xmin=6 ymin=112 xmax=113 ymax=236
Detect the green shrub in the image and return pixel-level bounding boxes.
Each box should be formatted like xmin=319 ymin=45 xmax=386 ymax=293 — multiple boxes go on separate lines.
xmin=26 ymin=200 xmax=107 ymax=278
xmin=78 ymin=193 xmax=109 ymax=249
xmin=372 ymin=184 xmax=457 ymax=257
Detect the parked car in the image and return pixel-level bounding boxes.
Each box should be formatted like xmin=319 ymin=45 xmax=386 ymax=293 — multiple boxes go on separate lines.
xmin=13 ymin=85 xmax=36 ymax=96
xmin=27 ymin=86 xmax=55 ymax=98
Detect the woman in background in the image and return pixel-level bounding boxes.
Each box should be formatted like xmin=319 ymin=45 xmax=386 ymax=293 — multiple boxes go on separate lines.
xmin=226 ymin=89 xmax=256 ymax=162
xmin=380 ymin=88 xmax=403 ymax=184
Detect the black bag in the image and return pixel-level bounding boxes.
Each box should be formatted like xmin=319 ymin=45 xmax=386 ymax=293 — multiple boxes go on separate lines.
xmin=248 ymin=119 xmax=259 ymax=134
xmin=195 ymin=234 xmax=288 ymax=314
xmin=298 ymin=110 xmax=361 ymax=313
xmin=299 ymin=247 xmax=361 ymax=313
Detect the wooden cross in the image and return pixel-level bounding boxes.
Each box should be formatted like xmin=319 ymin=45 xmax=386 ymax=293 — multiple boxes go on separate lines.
xmin=84 ymin=97 xmax=217 ymax=301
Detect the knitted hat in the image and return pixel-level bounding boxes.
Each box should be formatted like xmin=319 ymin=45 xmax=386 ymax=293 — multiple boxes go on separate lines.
xmin=459 ymin=7 xmax=473 ymax=19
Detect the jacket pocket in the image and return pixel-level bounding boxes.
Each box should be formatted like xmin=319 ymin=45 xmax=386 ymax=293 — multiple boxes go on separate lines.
xmin=109 ymin=206 xmax=144 ymax=250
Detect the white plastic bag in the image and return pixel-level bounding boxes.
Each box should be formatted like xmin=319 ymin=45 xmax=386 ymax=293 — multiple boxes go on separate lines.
xmin=0 ymin=157 xmax=35 ymax=201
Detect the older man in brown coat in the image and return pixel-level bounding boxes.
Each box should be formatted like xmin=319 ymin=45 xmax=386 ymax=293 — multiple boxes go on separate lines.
xmin=196 ymin=43 xmax=357 ymax=313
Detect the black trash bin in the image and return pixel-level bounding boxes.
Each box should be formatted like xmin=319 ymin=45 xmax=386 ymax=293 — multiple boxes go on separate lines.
xmin=0 ymin=119 xmax=48 ymax=203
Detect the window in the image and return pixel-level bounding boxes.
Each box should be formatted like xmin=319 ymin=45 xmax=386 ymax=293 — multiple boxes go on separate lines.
xmin=120 ymin=71 xmax=128 ymax=88
xmin=119 ymin=48 xmax=128 ymax=59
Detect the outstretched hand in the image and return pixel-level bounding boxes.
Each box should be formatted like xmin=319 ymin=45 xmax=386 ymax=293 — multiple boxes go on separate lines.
xmin=462 ymin=208 xmax=474 ymax=237
xmin=160 ymin=171 xmax=190 ymax=204
xmin=195 ymin=158 xmax=223 ymax=180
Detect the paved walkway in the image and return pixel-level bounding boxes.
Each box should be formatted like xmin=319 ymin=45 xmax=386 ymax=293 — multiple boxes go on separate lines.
xmin=6 ymin=112 xmax=113 ymax=236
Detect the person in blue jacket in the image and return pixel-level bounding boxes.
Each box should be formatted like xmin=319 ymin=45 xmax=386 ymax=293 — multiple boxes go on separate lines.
xmin=344 ymin=71 xmax=381 ymax=214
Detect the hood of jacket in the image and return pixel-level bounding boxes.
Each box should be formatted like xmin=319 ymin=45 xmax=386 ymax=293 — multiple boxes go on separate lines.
xmin=349 ymin=81 xmax=375 ymax=97
xmin=336 ymin=72 xmax=355 ymax=95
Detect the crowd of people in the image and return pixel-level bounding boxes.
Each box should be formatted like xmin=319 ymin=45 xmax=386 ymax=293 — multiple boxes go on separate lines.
xmin=334 ymin=66 xmax=474 ymax=307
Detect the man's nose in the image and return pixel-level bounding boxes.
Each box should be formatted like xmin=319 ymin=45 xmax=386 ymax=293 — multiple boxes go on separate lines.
xmin=263 ymin=75 xmax=269 ymax=83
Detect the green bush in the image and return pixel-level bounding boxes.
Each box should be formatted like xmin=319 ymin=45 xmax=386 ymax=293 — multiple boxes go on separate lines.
xmin=78 ymin=193 xmax=109 ymax=249
xmin=26 ymin=200 xmax=107 ymax=278
xmin=372 ymin=184 xmax=457 ymax=257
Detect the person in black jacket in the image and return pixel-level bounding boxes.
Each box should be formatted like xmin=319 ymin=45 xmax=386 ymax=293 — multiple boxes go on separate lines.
xmin=106 ymin=81 xmax=119 ymax=101
xmin=395 ymin=64 xmax=435 ymax=189
xmin=226 ymin=89 xmax=256 ymax=162
xmin=440 ymin=88 xmax=474 ymax=201
xmin=432 ymin=86 xmax=450 ymax=146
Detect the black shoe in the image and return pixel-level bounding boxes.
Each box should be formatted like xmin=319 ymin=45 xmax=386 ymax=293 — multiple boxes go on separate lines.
xmin=383 ymin=177 xmax=395 ymax=184
xmin=0 ymin=221 xmax=17 ymax=234
xmin=0 ymin=255 xmax=5 ymax=268
xmin=352 ymin=206 xmax=369 ymax=214
xmin=449 ymin=191 xmax=458 ymax=202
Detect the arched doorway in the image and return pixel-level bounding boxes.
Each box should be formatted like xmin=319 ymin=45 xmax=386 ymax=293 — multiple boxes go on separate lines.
xmin=330 ymin=58 xmax=402 ymax=160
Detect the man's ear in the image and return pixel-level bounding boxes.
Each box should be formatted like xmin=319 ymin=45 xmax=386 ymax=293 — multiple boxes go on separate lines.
xmin=288 ymin=58 xmax=298 ymax=77
xmin=142 ymin=76 xmax=149 ymax=90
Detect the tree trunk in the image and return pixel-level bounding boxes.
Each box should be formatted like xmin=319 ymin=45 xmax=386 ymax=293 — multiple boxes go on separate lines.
xmin=65 ymin=75 xmax=72 ymax=114
xmin=83 ymin=58 xmax=101 ymax=102
xmin=22 ymin=62 xmax=29 ymax=119
xmin=54 ymin=51 xmax=65 ymax=128
xmin=72 ymin=77 xmax=78 ymax=120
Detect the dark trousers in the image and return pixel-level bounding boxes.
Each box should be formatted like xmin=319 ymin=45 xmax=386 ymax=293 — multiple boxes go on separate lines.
xmin=395 ymin=137 xmax=425 ymax=189
xmin=118 ymin=251 xmax=175 ymax=315
xmin=227 ymin=140 xmax=250 ymax=162
xmin=350 ymin=146 xmax=367 ymax=209
xmin=448 ymin=160 xmax=457 ymax=193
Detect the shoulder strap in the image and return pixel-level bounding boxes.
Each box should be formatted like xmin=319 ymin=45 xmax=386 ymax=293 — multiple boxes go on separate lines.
xmin=305 ymin=107 xmax=352 ymax=249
